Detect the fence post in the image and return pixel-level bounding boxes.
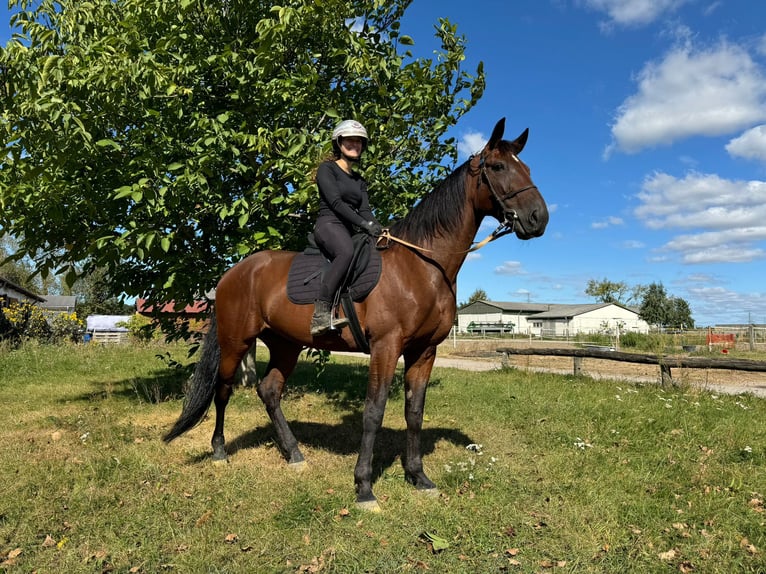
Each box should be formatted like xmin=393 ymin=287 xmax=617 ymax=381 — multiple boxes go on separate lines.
xmin=573 ymin=356 xmax=582 ymax=376
xmin=660 ymin=363 xmax=673 ymax=386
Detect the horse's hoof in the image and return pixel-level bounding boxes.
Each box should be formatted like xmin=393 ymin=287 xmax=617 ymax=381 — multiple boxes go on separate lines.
xmin=212 ymin=457 xmax=229 ymax=467
xmin=356 ymin=499 xmax=382 ymax=513
xmin=288 ymin=460 xmax=308 ymax=473
xmin=417 ymin=487 xmax=440 ymax=498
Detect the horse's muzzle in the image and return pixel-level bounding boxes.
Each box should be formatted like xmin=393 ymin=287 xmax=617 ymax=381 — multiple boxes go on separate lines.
xmin=515 ymin=203 xmax=549 ymax=240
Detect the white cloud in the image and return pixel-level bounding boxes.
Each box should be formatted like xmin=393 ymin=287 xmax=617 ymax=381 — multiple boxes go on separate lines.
xmin=458 ymin=131 xmax=487 ymax=159
xmin=635 ymin=172 xmax=766 ymax=264
xmin=580 ymin=0 xmax=689 ymax=27
xmin=621 ymin=240 xmax=645 ymax=249
xmin=685 ymin=283 xmax=766 ymax=324
xmin=465 ymin=252 xmax=482 ymax=262
xmin=591 ymin=216 xmax=624 ymax=229
xmin=610 ymin=40 xmax=766 ymax=153
xmin=726 ymin=125 xmax=766 ymax=162
xmin=495 ymin=261 xmax=526 ymax=275
xmin=635 ymin=172 xmax=766 ymax=229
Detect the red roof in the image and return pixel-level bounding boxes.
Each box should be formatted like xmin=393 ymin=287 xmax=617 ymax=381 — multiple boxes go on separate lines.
xmin=136 ymin=298 xmax=209 ymax=314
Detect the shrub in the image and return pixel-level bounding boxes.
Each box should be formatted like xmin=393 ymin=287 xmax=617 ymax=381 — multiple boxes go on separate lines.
xmin=1 ymin=301 xmax=85 ymax=346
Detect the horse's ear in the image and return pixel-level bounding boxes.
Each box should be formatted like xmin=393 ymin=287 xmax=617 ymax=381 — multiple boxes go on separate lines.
xmin=488 ymin=118 xmax=506 ymax=150
xmin=511 ymin=128 xmax=529 ymax=154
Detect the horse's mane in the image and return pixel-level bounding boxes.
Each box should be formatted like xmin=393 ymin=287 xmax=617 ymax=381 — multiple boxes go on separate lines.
xmin=389 ymin=161 xmax=470 ymax=243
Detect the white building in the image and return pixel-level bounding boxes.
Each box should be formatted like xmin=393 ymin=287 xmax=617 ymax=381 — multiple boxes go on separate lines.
xmin=456 ymin=300 xmax=650 ymax=336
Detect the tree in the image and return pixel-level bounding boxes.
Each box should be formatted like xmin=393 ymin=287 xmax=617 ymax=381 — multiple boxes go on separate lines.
xmin=459 ymin=288 xmax=488 ymax=308
xmin=667 ymin=296 xmax=694 ymax=329
xmin=639 ymin=282 xmax=668 ymax=327
xmin=0 ymin=0 xmax=484 ymax=312
xmin=637 ymin=282 xmax=694 ymax=329
xmin=585 ymin=278 xmax=628 ymax=304
xmin=585 ymin=278 xmax=646 ymax=306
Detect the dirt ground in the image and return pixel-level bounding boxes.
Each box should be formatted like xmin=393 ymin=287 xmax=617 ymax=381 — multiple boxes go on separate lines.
xmin=436 ymin=338 xmax=766 ymax=398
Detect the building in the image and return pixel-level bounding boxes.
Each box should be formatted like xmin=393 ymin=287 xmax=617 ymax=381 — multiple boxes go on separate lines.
xmin=456 ymin=300 xmax=650 ymax=336
xmin=0 ymin=276 xmax=45 ymax=308
xmin=39 ymin=295 xmax=78 ymax=313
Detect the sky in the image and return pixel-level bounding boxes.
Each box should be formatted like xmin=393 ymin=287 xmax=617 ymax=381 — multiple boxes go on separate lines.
xmin=396 ymin=0 xmax=766 ymax=327
xmin=2 ymin=1 xmax=766 ymax=326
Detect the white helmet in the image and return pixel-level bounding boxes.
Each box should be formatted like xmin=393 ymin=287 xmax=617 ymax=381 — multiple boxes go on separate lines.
xmin=332 ymin=119 xmax=369 ymax=144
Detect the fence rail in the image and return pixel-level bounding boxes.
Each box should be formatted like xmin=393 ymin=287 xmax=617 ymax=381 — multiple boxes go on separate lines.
xmin=496 ymin=346 xmax=766 ymax=385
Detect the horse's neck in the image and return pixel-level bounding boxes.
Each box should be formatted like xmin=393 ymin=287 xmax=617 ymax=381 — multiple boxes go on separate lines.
xmin=417 ymin=201 xmax=484 ymax=283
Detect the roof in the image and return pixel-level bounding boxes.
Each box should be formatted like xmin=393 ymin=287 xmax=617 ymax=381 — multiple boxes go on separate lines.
xmin=0 ymin=275 xmax=44 ymax=302
xmin=40 ymin=295 xmax=78 ymax=310
xmin=458 ymin=300 xmax=551 ymax=314
xmin=136 ymin=298 xmax=209 ymax=315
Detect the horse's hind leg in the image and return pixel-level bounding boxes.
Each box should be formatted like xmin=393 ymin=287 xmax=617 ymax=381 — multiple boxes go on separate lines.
xmin=211 ymin=341 xmax=251 ymax=462
xmin=257 ymin=335 xmax=304 ymax=466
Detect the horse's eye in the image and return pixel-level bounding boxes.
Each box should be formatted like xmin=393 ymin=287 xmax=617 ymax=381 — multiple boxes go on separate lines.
xmin=490 ymin=163 xmax=504 ymax=172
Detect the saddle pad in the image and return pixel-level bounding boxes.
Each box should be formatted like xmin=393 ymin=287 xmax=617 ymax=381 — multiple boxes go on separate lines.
xmin=286 ymin=247 xmax=382 ymax=305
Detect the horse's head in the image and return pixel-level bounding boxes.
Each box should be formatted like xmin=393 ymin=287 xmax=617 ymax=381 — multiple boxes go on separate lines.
xmin=473 ymin=118 xmax=549 ymax=240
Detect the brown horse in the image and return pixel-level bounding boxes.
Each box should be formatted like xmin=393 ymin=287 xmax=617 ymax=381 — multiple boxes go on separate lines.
xmin=164 ymin=118 xmax=549 ymax=511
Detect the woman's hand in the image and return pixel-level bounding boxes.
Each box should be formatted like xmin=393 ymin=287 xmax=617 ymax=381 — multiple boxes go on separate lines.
xmin=361 ymin=221 xmax=383 ymax=237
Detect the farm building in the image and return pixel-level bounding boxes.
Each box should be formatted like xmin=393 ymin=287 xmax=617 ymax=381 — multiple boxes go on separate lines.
xmin=0 ymin=275 xmax=44 ymax=308
xmin=457 ymin=300 xmax=650 ymax=336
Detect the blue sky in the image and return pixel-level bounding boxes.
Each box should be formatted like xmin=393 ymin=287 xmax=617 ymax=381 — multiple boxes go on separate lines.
xmin=398 ymin=0 xmax=766 ymax=326
xmin=3 ymin=1 xmax=766 ymax=326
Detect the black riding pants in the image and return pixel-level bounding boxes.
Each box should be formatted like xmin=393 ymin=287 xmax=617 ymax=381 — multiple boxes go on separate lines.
xmin=313 ymin=217 xmax=355 ymax=303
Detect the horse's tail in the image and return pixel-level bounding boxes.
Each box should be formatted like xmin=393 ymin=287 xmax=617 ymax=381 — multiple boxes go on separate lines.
xmin=163 ymin=313 xmax=221 ymax=442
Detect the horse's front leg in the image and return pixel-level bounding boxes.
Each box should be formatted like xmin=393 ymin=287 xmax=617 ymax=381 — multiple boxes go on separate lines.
xmin=354 ymin=345 xmax=399 ymax=511
xmin=402 ymin=346 xmax=438 ymax=492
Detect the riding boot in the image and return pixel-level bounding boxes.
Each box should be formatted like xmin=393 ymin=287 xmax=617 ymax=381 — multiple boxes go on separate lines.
xmin=310 ymin=299 xmax=349 ymax=335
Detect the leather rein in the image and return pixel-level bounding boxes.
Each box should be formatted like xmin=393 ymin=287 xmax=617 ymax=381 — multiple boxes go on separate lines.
xmin=377 ymin=152 xmax=539 ymax=255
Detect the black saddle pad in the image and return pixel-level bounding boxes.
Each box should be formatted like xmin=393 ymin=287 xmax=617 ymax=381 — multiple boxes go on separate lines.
xmin=286 ymin=234 xmax=382 ymax=305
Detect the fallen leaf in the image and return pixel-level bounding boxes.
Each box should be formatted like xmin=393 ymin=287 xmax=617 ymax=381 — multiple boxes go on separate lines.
xmin=679 ymin=561 xmax=695 ymax=573
xmin=51 ymin=430 xmax=62 ymax=441
xmin=505 ymin=548 xmax=519 ymax=556
xmin=7 ymin=548 xmax=22 ymax=559
xmin=508 ymin=558 xmax=521 ymax=567
xmin=422 ymin=531 xmax=450 ymax=552
xmin=42 ymin=535 xmax=56 ymax=548
xmin=658 ymin=549 xmax=677 ymax=561
xmin=338 ymin=508 xmax=350 ymax=518
xmin=195 ymin=510 xmax=213 ymax=527
xmin=224 ymin=533 xmax=238 ymax=544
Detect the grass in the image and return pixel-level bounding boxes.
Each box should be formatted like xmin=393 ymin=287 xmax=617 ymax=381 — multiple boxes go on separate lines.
xmin=0 ymin=341 xmax=764 ymax=573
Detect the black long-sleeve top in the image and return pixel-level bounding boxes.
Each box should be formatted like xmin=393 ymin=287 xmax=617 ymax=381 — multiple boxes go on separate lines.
xmin=315 ymin=161 xmax=375 ymax=228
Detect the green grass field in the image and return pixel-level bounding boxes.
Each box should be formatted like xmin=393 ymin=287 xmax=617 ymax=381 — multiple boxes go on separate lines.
xmin=0 ymin=342 xmax=764 ymax=573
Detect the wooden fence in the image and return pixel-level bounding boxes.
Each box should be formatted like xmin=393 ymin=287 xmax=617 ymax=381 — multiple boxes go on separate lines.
xmin=496 ymin=346 xmax=766 ymax=385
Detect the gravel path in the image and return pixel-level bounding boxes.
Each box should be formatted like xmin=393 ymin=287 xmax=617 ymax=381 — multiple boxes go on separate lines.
xmin=330 ymin=349 xmax=766 ymax=398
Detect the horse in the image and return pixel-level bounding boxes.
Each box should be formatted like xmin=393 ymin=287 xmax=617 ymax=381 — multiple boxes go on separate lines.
xmin=164 ymin=118 xmax=549 ymax=511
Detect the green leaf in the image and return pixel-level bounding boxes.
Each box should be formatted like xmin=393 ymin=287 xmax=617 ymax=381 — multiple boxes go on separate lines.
xmin=96 ymin=139 xmax=122 ymax=151
xmin=423 ymin=532 xmax=450 ymax=551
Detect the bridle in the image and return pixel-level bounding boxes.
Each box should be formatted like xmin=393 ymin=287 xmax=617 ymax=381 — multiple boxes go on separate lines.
xmin=376 ymin=151 xmax=539 ymax=255
xmin=474 ymin=152 xmax=539 ymax=241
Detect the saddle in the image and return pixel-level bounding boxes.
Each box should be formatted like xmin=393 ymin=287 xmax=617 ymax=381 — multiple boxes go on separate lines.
xmin=286 ymin=232 xmax=382 ymax=306
xmin=287 ymin=233 xmax=382 ymax=354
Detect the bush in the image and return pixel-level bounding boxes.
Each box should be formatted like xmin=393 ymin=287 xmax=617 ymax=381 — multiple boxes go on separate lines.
xmin=1 ymin=301 xmax=84 ymax=346
xmin=118 ymin=314 xmax=162 ymax=343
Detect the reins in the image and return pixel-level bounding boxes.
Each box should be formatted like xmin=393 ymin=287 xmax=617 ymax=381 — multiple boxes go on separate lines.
xmin=376 ymin=153 xmax=538 ymax=255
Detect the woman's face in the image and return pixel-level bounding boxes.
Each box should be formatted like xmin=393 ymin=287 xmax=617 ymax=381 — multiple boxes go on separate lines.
xmin=339 ymin=136 xmax=364 ymax=159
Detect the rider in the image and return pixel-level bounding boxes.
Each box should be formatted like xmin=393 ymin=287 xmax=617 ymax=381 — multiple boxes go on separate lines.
xmin=311 ymin=119 xmax=383 ymax=336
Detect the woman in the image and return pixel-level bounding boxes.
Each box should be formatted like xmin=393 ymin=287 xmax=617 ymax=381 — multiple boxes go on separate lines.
xmin=311 ymin=119 xmax=382 ymax=335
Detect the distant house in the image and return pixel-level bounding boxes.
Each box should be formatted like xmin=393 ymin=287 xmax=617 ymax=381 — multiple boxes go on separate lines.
xmin=456 ymin=300 xmax=650 ymax=336
xmin=0 ymin=276 xmax=45 ymax=308
xmin=40 ymin=295 xmax=78 ymax=313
